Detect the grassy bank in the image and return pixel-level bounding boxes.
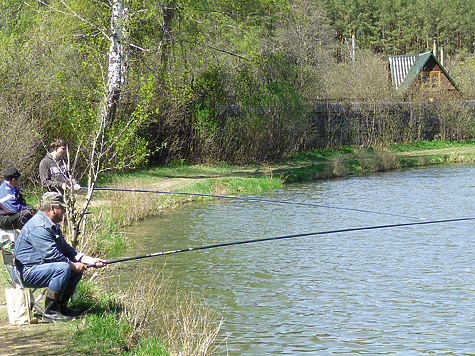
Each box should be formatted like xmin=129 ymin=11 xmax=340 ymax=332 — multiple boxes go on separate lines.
xmin=282 ymin=140 xmax=475 ymax=182
xmin=2 ymin=140 xmax=475 ymax=355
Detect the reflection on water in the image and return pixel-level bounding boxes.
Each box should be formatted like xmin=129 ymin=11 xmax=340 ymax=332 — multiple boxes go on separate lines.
xmin=117 ymin=164 xmax=475 ymax=354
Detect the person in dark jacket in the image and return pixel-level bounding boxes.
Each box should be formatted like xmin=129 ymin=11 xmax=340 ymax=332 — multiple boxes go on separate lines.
xmin=13 ymin=192 xmax=107 ymax=321
xmin=0 ymin=167 xmax=35 ymax=230
xmin=39 ymin=139 xmax=80 ymax=193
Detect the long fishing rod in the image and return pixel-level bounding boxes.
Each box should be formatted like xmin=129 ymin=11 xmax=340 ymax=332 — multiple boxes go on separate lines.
xmin=86 ymin=217 xmax=474 ymax=268
xmin=83 ymin=187 xmax=426 ymax=221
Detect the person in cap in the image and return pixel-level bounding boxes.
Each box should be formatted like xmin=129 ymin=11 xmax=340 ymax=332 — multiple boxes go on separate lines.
xmin=39 ymin=139 xmax=80 ymax=193
xmin=13 ymin=192 xmax=107 ymax=322
xmin=0 ymin=167 xmax=35 ymax=230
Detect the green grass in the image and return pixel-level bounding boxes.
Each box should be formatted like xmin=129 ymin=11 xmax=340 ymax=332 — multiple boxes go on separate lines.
xmin=181 ymin=176 xmax=283 ymax=195
xmin=389 ymin=139 xmax=475 ymax=152
xmin=71 ymin=140 xmax=475 ymax=195
xmin=73 ymin=313 xmax=134 ymax=354
xmin=285 ymin=146 xmax=355 ymax=163
xmin=71 ymin=312 xmax=167 ymax=355
xmin=94 ymin=140 xmax=475 ymax=187
xmin=95 ymin=217 xmax=132 ymax=257
xmin=280 ymin=140 xmax=475 ymax=183
xmin=130 ymin=338 xmax=168 ymax=356
xmin=62 ymin=281 xmax=169 ymax=355
xmin=285 ymin=140 xmax=475 ymax=164
xmin=283 ymin=163 xmax=327 ymax=183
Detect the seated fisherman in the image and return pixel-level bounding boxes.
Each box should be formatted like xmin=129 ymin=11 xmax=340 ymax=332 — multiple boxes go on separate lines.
xmin=13 ymin=192 xmax=107 ymax=322
xmin=0 ymin=167 xmax=35 ymax=230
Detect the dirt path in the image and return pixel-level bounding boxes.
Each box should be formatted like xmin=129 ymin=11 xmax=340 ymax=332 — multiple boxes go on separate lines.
xmin=0 ymin=302 xmax=74 ymax=356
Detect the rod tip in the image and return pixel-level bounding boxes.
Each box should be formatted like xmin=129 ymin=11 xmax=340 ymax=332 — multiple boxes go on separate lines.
xmin=420 ymin=218 xmax=426 ymax=220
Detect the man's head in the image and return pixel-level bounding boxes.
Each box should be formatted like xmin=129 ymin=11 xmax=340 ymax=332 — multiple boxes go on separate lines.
xmin=49 ymin=139 xmax=67 ymax=159
xmin=4 ymin=167 xmax=21 ymax=187
xmin=40 ymin=192 xmax=68 ymax=223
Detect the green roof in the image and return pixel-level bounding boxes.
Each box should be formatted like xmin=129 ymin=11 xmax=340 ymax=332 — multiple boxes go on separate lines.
xmin=389 ymin=51 xmax=460 ymax=97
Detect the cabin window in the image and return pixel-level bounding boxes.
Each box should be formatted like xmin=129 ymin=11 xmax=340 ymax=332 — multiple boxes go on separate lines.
xmin=422 ymin=71 xmax=441 ymax=90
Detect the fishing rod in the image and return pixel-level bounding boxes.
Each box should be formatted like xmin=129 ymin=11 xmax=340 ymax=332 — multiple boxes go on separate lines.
xmin=83 ymin=187 xmax=426 ymax=221
xmin=86 ymin=217 xmax=474 ymax=268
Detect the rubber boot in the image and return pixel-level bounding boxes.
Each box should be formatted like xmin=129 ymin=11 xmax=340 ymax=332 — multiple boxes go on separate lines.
xmin=59 ymin=293 xmax=81 ymax=317
xmin=43 ymin=292 xmax=72 ymax=322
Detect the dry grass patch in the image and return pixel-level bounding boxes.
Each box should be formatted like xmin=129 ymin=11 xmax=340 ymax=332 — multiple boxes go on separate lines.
xmin=330 ymin=157 xmax=347 ymax=177
xmin=109 ymin=264 xmax=225 ymax=355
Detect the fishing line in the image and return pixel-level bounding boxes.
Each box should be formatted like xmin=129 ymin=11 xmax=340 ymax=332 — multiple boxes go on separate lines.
xmin=86 ymin=217 xmax=474 ymax=268
xmin=83 ymin=187 xmax=426 ymax=220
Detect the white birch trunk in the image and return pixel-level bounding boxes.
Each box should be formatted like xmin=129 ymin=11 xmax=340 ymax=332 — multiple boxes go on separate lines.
xmin=101 ymin=0 xmax=129 ymax=126
xmin=72 ymin=0 xmax=130 ymax=248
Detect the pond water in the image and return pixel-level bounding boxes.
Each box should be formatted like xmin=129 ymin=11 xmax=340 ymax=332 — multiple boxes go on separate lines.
xmin=117 ymin=163 xmax=475 ymax=354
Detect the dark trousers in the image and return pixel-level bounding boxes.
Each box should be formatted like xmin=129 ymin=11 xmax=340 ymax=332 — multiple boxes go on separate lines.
xmin=0 ymin=210 xmax=34 ymax=230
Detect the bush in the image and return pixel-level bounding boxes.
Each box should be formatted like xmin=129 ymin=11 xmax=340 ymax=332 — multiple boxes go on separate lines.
xmin=0 ymin=97 xmax=43 ymax=179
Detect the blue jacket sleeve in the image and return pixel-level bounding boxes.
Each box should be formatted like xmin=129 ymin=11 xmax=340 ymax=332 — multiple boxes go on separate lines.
xmin=2 ymin=196 xmax=29 ymax=213
xmin=0 ymin=186 xmax=29 ymax=213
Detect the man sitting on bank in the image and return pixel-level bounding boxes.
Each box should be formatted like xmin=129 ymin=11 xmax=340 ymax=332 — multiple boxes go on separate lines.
xmin=0 ymin=167 xmax=35 ymax=230
xmin=13 ymin=192 xmax=107 ymax=322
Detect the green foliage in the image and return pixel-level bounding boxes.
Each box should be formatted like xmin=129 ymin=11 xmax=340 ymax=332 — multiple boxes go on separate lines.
xmin=191 ymin=65 xmax=227 ymax=140
xmin=287 ymin=146 xmax=355 ymax=162
xmin=283 ymin=163 xmax=327 ymax=183
xmin=0 ymin=1 xmax=37 ymax=38
xmin=231 ymin=76 xmax=311 ymax=162
xmin=321 ymin=0 xmax=475 ymax=54
xmin=55 ymin=67 xmax=152 ymax=177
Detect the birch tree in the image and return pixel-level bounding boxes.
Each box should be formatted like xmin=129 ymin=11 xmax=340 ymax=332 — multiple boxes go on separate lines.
xmin=76 ymin=0 xmax=131 ymax=248
xmin=29 ymin=0 xmax=150 ymax=248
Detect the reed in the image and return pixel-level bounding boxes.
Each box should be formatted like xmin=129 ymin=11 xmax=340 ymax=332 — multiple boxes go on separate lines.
xmin=329 ymin=157 xmax=347 ymax=177
xmin=71 ymin=265 xmax=225 ymax=355
xmin=152 ymin=285 xmax=225 ymax=355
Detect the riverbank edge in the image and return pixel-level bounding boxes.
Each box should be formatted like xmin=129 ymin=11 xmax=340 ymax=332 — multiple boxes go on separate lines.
xmin=279 ymin=146 xmax=475 ymax=183
xmin=2 ymin=145 xmax=475 ymax=355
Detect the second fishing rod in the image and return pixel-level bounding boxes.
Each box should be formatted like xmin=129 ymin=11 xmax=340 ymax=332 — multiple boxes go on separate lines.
xmin=83 ymin=186 xmax=426 ymax=221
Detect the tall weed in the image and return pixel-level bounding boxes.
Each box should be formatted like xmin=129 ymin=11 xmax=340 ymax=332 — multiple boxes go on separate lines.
xmin=74 ymin=265 xmax=225 ymax=355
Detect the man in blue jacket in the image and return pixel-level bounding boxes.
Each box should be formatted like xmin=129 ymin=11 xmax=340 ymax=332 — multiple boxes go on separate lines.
xmin=13 ymin=192 xmax=107 ymax=322
xmin=0 ymin=167 xmax=35 ymax=230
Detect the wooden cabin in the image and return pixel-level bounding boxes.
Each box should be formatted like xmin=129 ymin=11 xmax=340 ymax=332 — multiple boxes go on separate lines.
xmin=389 ymin=51 xmax=462 ymax=101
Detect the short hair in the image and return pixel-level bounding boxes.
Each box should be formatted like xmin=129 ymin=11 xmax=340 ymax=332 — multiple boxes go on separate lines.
xmin=49 ymin=139 xmax=67 ymax=152
xmin=39 ymin=202 xmax=52 ymax=212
